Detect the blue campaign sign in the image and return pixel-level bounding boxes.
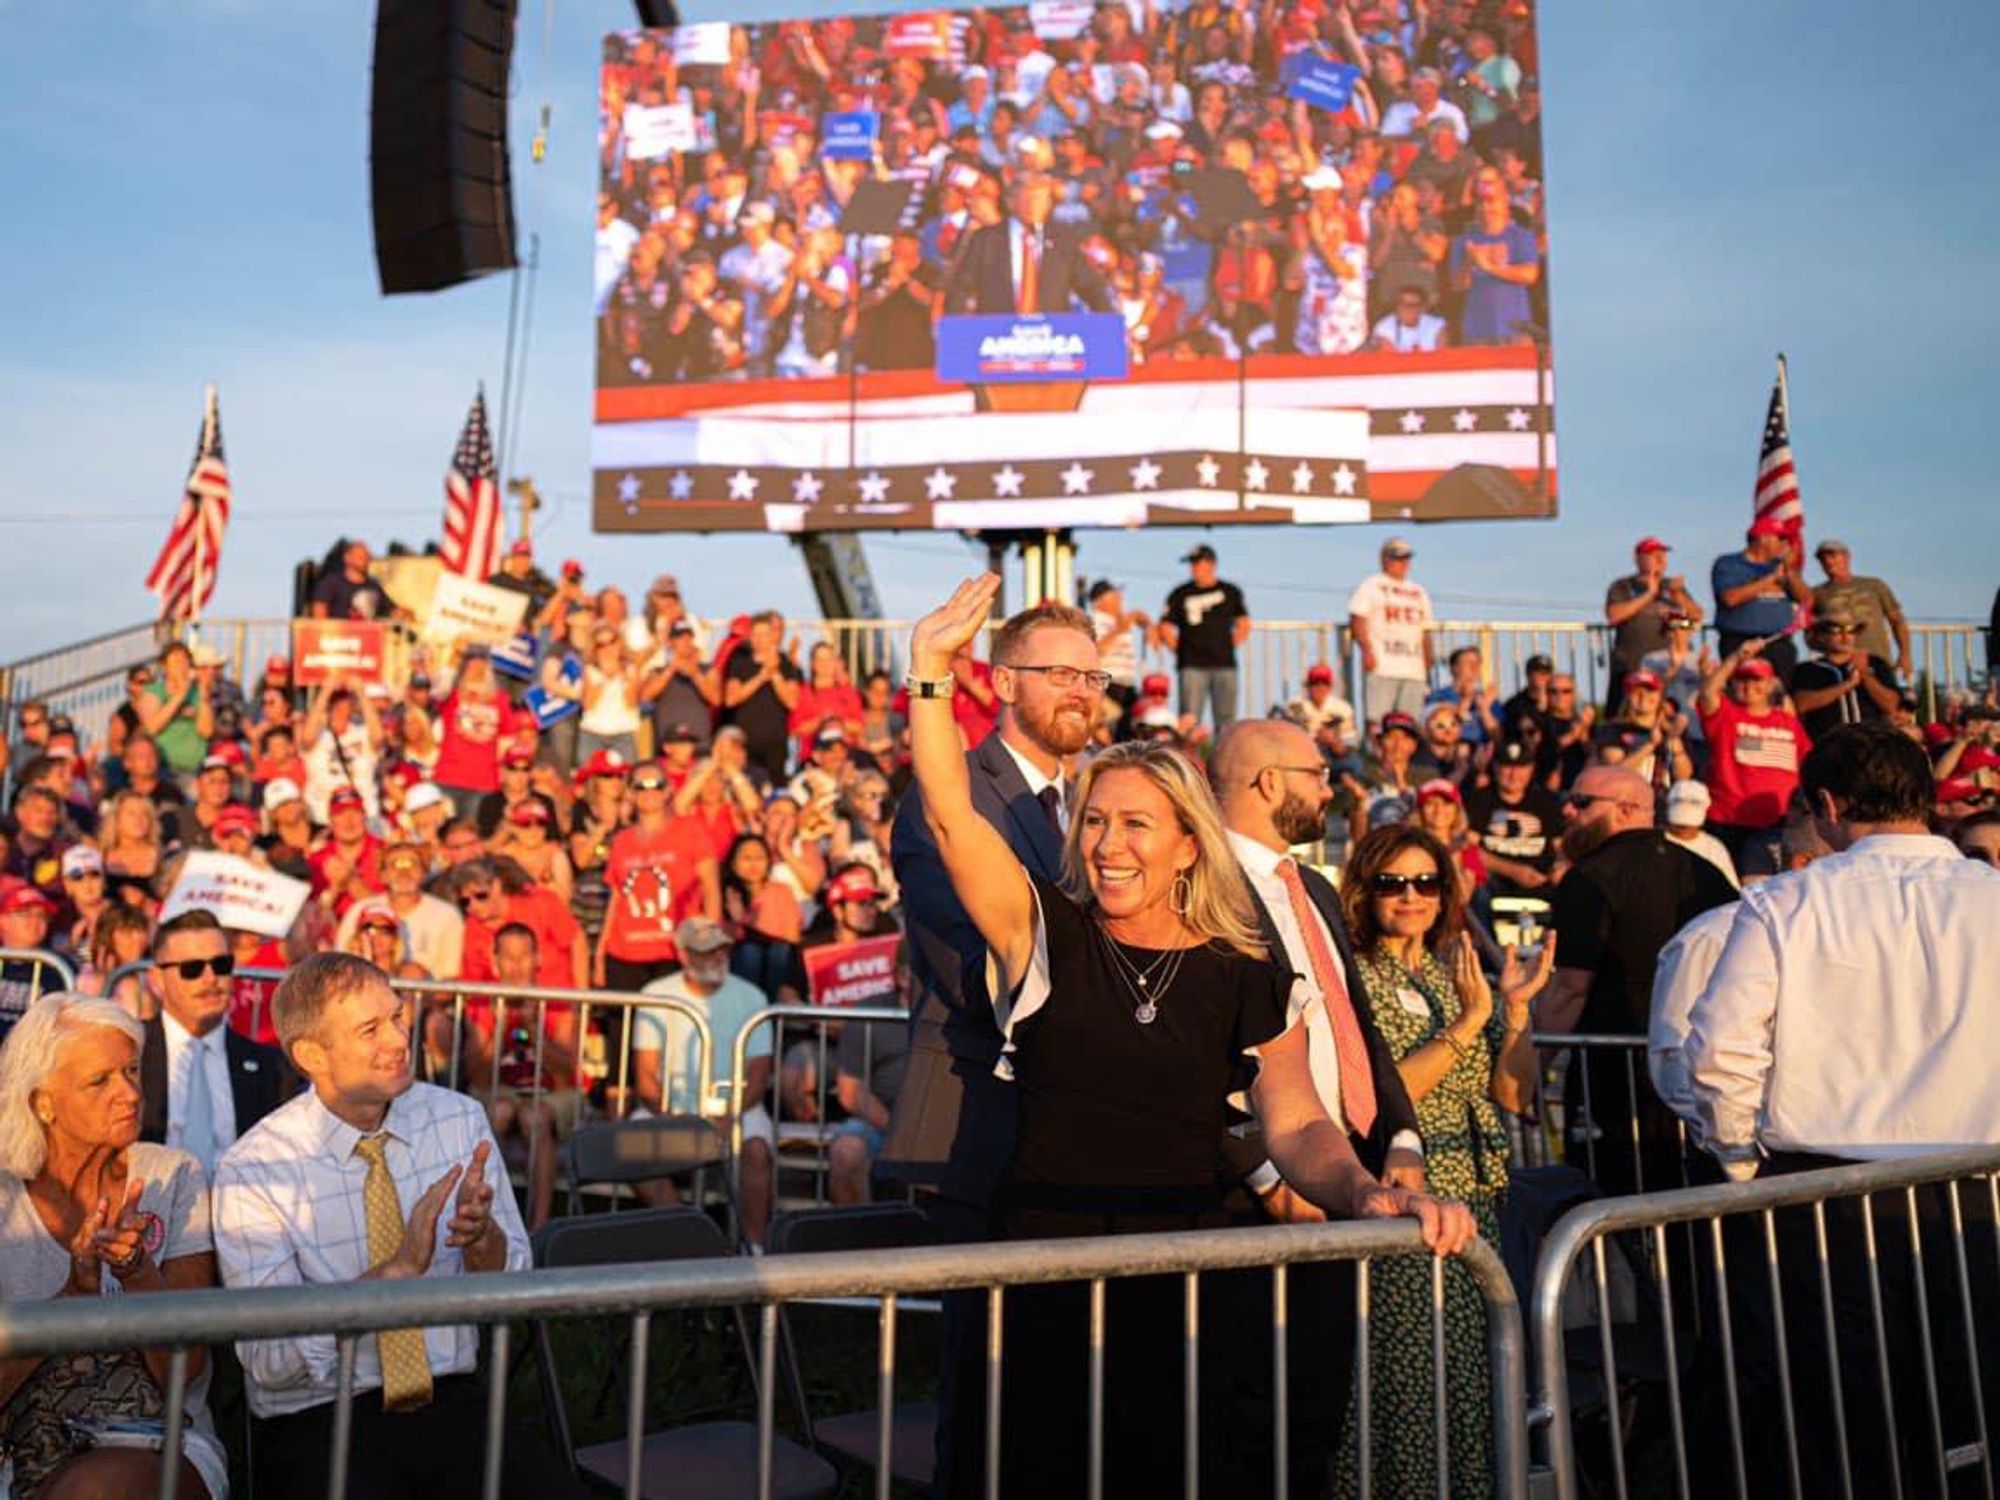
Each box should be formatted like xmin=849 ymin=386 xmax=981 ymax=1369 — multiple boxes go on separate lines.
xmin=489 ymin=629 xmax=540 ymax=681
xmin=822 ymin=111 xmax=879 ymax=161
xmin=935 ymin=313 xmax=1129 ymax=384
xmin=522 ymin=683 xmax=578 ymax=729
xmin=1282 ymin=55 xmax=1363 ymax=113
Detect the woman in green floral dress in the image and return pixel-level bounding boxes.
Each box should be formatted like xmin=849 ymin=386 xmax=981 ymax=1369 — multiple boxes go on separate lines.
xmin=1334 ymin=824 xmax=1554 ymax=1499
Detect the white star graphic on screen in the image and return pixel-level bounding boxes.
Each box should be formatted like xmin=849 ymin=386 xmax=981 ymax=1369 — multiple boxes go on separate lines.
xmin=1399 ymin=409 xmax=1426 ymax=434
xmin=667 ymin=471 xmax=694 ymax=501
xmin=857 ymin=471 xmax=891 ymax=504
xmin=1128 ymin=457 xmax=1162 ymax=490
xmin=1243 ymin=457 xmax=1270 ymax=492
xmin=727 ymin=469 xmax=759 ymax=501
xmin=791 ymin=471 xmax=824 ymax=504
xmin=1060 ymin=461 xmax=1095 ymax=495
xmin=1505 ymin=408 xmax=1532 ymax=431
xmin=925 ymin=467 xmax=958 ymax=500
xmin=1290 ymin=461 xmax=1315 ymax=495
xmin=1196 ymin=455 xmax=1222 ymax=487
xmin=617 ymin=473 xmax=642 ymax=504
xmin=1452 ymin=408 xmax=1478 ymax=432
xmin=1331 ymin=464 xmax=1359 ymax=496
xmin=993 ymin=464 xmax=1025 ymax=497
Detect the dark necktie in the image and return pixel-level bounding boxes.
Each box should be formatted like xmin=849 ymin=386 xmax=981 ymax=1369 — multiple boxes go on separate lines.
xmin=1036 ymin=784 xmax=1064 ymax=838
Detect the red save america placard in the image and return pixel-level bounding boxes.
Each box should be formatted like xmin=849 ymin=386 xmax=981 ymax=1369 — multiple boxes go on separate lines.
xmin=803 ymin=934 xmax=902 ymax=1009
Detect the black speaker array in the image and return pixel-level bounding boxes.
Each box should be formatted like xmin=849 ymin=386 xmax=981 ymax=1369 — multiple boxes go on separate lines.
xmin=368 ymin=0 xmax=519 ymax=295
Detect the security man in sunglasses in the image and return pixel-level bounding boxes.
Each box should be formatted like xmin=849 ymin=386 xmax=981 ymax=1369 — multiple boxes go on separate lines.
xmin=141 ymin=908 xmax=298 ymax=1174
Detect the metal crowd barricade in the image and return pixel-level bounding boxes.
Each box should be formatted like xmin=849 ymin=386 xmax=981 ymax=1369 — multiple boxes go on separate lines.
xmin=0 ymin=1217 xmax=1529 ymax=1500
xmin=1528 ymin=1146 xmax=2000 ymax=1500
xmin=0 ymin=945 xmax=79 ymax=996
xmin=1514 ymin=1032 xmax=1705 ymax=1197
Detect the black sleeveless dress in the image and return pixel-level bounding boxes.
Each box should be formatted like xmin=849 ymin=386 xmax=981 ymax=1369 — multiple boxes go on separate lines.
xmin=985 ymin=874 xmax=1293 ymax=1497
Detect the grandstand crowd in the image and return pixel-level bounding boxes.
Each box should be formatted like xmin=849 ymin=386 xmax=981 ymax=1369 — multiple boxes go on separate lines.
xmin=0 ymin=512 xmax=1994 ymax=1497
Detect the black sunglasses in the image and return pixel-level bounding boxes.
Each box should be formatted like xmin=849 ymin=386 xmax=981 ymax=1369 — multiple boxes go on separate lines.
xmin=457 ymin=888 xmax=494 ymax=910
xmin=1369 ymin=872 xmax=1443 ymax=898
xmin=160 ymin=955 xmax=235 ymax=980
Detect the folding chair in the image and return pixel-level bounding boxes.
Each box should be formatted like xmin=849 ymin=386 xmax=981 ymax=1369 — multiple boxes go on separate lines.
xmin=558 ymin=1114 xmax=737 ymax=1226
xmin=531 ymin=1207 xmax=836 ymax=1500
xmin=767 ymin=1203 xmax=937 ymax=1489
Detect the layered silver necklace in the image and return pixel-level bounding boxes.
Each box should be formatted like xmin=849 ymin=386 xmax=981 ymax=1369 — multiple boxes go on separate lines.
xmin=1093 ymin=918 xmax=1189 ymax=1025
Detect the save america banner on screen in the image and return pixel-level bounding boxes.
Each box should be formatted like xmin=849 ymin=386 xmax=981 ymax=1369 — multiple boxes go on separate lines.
xmin=592 ymin=3 xmax=1556 ymax=533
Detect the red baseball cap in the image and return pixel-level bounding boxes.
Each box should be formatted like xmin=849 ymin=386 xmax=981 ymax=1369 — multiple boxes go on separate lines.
xmin=507 ymin=539 xmax=533 ymax=558
xmin=1305 ymin=664 xmax=1335 ymax=686
xmin=827 ymin=867 xmax=883 ymax=905
xmin=578 ymin=749 xmax=630 ymax=781
xmin=506 ymin=799 xmax=551 ymax=826
xmin=501 ymin=747 xmax=535 ymax=770
xmin=1747 ymin=515 xmax=1789 ymax=539
xmin=265 ymin=655 xmax=292 ymax=680
xmin=329 ymin=786 xmax=367 ymax=814
xmin=0 ymin=880 xmax=56 ymax=916
xmin=561 ymin=558 xmax=584 ymax=578
xmin=213 ymin=804 xmax=259 ymax=840
xmin=1416 ymin=778 xmax=1461 ymax=806
xmin=1730 ymin=658 xmax=1777 ymax=681
xmin=1634 ymin=536 xmax=1670 ymax=554
xmin=1623 ymin=669 xmax=1663 ymax=691
xmin=1141 ymin=673 xmax=1171 ymax=698
xmin=202 ymin=742 xmax=246 ymax=770
xmin=1380 ymin=712 xmax=1422 ymax=740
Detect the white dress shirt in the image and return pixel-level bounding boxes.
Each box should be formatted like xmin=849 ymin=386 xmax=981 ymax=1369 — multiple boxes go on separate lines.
xmin=162 ymin=1009 xmax=237 ymax=1174
xmin=1225 ymin=830 xmax=1423 ymax=1164
xmin=1647 ymin=900 xmax=1739 ymax=1125
xmin=1686 ymin=834 xmax=2000 ymax=1177
xmin=213 ymin=1081 xmax=531 ymax=1417
xmin=998 ymin=736 xmax=1068 ymax=835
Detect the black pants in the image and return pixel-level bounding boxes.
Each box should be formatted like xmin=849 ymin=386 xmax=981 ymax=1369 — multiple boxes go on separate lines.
xmin=927 ymin=1192 xmax=999 ymax=1500
xmin=255 ymin=1375 xmax=584 ymax=1500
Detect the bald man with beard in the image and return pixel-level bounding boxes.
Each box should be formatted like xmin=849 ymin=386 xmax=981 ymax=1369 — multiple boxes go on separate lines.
xmin=1542 ymin=763 xmax=1736 ymax=1194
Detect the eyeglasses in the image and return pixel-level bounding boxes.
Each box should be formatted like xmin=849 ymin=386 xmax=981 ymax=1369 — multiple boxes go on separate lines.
xmin=1563 ymin=791 xmax=1640 ymax=813
xmin=160 ymin=955 xmax=235 ymax=980
xmin=1818 ymin=625 xmax=1858 ymax=637
xmin=1368 ymin=871 xmax=1443 ymax=898
xmin=1260 ymin=763 xmax=1332 ymax=786
xmin=632 ymin=778 xmax=667 ymax=792
xmin=457 ymin=889 xmax=494 ymax=910
xmin=1007 ymin=664 xmax=1112 ymax=693
xmin=64 ymin=870 xmax=105 ymax=882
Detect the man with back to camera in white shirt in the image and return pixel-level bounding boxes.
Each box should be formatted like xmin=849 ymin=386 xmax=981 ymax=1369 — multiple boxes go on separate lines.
xmin=1659 ymin=779 xmax=1738 ymax=889
xmin=212 ymin=952 xmax=582 ymax=1499
xmin=1684 ymin=721 xmax=2000 ymax=1497
xmin=1347 ymin=536 xmax=1435 ymax=731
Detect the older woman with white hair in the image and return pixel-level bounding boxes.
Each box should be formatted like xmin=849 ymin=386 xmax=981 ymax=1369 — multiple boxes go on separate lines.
xmin=0 ymin=994 xmax=229 ymax=1499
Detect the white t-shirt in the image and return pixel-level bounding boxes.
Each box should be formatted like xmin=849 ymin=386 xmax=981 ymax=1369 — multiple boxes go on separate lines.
xmin=1090 ymin=605 xmax=1138 ymax=687
xmin=302 ymin=723 xmax=380 ymax=822
xmin=336 ymin=893 xmax=467 ymax=979
xmin=634 ymin=971 xmax=774 ymax=1116
xmin=1345 ymin=573 xmax=1435 ymax=682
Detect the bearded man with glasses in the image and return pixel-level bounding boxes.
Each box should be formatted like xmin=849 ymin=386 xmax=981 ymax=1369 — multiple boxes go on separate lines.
xmin=1539 ymin=765 xmax=1735 ymax=1195
xmin=140 ymin=909 xmax=297 ymax=1174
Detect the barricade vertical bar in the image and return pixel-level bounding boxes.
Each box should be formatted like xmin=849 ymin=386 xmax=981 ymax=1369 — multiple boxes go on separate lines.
xmin=876 ymin=1294 xmax=898 ymax=1500
xmin=985 ymin=1286 xmax=1004 ymax=1500
xmin=1706 ymin=1216 xmax=1747 ymax=1500
xmin=448 ymin=994 xmax=465 ymax=1092
xmin=1652 ymin=1224 xmax=1690 ymax=1500
xmin=1430 ymin=1254 xmax=1449 ymax=1500
xmin=526 ymin=999 xmax=547 ymax=1205
xmin=1811 ymin=1201 xmax=1856 ymax=1500
xmin=1904 ymin=1186 xmax=1949 ymax=1490
xmin=1577 ymin=1049 xmax=1597 ymax=1183
xmin=1760 ymin=1209 xmax=1803 ymax=1500
xmin=1356 ymin=1258 xmax=1372 ymax=1500
xmin=327 ymin=1334 xmax=357 ymax=1500
xmin=1088 ymin=1278 xmax=1106 ymax=1500
xmin=1944 ymin=1181 xmax=1995 ymax=1500
xmin=483 ymin=1322 xmax=510 ymax=1500
xmin=1622 ymin=1050 xmax=1644 ymax=1194
xmin=1591 ymin=1237 xmax=1628 ymax=1500
xmin=627 ymin=1311 xmax=652 ymax=1500
xmin=1859 ymin=1194 xmax=1906 ymax=1500
xmin=156 ymin=1346 xmax=188 ymax=1500
xmin=1271 ymin=1262 xmax=1289 ymax=1500
xmin=1184 ymin=1271 xmax=1200 ymax=1500
xmin=758 ymin=1303 xmax=779 ymax=1500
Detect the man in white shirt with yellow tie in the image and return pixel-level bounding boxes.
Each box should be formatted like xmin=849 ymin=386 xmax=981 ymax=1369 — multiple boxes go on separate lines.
xmin=1685 ymin=722 xmax=2000 ymax=1496
xmin=213 ymin=952 xmax=581 ymax=1499
xmin=1212 ymin=718 xmax=1427 ymax=1496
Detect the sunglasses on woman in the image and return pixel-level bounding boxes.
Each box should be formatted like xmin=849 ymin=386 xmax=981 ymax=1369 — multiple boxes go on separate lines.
xmin=1369 ymin=871 xmax=1444 ymax=898
xmin=160 ymin=955 xmax=236 ymax=980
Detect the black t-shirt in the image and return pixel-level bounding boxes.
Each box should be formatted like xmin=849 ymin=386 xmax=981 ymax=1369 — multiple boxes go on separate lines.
xmin=650 ymin=672 xmax=713 ymax=748
xmin=1464 ymin=784 xmax=1563 ymax=895
xmin=1788 ymin=654 xmax=1895 ymax=741
xmin=722 ymin=652 xmax=802 ymax=758
xmin=835 ymin=1010 xmax=912 ymax=1106
xmin=1163 ymin=581 xmax=1249 ymax=669
xmin=311 ymin=571 xmax=395 ymax=621
xmin=1548 ymin=829 xmax=1737 ymax=1034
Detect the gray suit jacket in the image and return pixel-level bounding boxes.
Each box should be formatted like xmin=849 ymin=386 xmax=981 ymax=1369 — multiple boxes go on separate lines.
xmin=879 ymin=733 xmax=1068 ymax=1205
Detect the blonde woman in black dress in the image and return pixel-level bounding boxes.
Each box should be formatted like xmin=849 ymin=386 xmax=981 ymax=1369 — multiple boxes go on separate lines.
xmin=907 ymin=575 xmax=1475 ymax=1496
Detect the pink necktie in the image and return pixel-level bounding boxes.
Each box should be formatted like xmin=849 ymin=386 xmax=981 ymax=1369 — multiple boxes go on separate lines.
xmin=1277 ymin=858 xmax=1377 ymax=1137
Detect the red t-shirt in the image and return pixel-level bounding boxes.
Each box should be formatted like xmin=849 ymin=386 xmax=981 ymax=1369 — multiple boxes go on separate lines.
xmin=1699 ymin=697 xmax=1812 ymax=829
xmin=461 ymin=997 xmax=578 ymax=1091
xmin=431 ymin=689 xmax=509 ymax=793
xmin=687 ymin=802 xmax=744 ymax=863
xmin=462 ymin=887 xmax=583 ymax=989
xmin=892 ymin=660 xmax=998 ymax=748
xmin=228 ymin=940 xmax=288 ymax=1044
xmin=788 ymin=683 xmax=865 ymax=757
xmin=308 ymin=835 xmax=384 ymax=916
xmin=601 ymin=818 xmax=715 ymax=963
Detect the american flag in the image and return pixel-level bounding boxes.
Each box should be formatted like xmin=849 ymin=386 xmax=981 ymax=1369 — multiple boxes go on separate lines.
xmin=1754 ymin=356 xmax=1803 ymax=543
xmin=144 ymin=384 xmax=232 ymax=622
xmin=440 ymin=390 xmax=503 ymax=580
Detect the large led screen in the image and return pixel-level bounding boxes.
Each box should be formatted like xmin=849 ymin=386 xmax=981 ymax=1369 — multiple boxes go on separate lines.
xmin=593 ymin=2 xmax=1556 ymax=533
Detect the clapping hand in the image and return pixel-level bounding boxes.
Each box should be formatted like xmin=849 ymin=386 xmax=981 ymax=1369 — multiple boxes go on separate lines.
xmin=67 ymin=1178 xmax=150 ymax=1293
xmin=911 ymin=574 xmax=1001 ymax=678
xmin=444 ymin=1141 xmax=497 ymax=1251
xmin=1498 ymin=930 xmax=1557 ymax=1020
xmin=1447 ymin=931 xmax=1493 ymax=1037
xmin=369 ymin=1165 xmax=464 ymax=1281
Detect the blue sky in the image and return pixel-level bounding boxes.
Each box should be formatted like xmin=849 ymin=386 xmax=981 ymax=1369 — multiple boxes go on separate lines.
xmin=3 ymin=1 xmax=1995 ymax=660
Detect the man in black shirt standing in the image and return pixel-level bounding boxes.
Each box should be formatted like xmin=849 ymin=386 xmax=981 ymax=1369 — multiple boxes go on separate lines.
xmin=309 ymin=539 xmax=398 ymax=620
xmin=1541 ymin=764 xmax=1736 ymax=1195
xmin=1463 ymin=739 xmax=1562 ymax=896
xmin=1786 ymin=607 xmax=1900 ymax=741
xmin=1157 ymin=544 xmax=1250 ymax=732
xmin=721 ymin=611 xmax=802 ymax=781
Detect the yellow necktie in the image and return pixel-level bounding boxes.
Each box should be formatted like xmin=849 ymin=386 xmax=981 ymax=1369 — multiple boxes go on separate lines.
xmin=353 ymin=1134 xmax=434 ymax=1412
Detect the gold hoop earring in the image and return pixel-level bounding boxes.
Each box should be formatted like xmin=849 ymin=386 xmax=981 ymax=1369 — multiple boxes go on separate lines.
xmin=1170 ymin=871 xmax=1192 ymax=918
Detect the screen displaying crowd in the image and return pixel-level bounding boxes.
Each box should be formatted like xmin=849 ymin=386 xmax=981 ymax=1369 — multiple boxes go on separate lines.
xmin=595 ymin=0 xmax=1551 ymax=388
